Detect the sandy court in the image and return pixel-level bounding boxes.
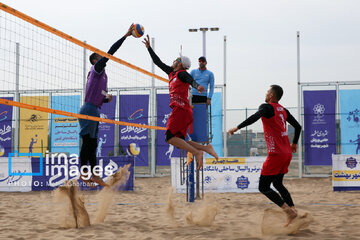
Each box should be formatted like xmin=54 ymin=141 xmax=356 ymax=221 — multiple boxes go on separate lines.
xmin=0 ymin=176 xmax=360 ymax=240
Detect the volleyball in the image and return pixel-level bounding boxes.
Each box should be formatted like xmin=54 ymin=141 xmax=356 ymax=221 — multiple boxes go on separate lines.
xmin=132 ymin=24 xmax=144 ymax=38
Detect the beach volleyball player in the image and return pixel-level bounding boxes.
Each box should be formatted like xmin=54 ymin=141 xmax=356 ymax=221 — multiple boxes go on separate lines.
xmin=142 ymin=35 xmax=218 ymax=169
xmin=78 ymin=24 xmax=134 ymax=187
xmin=228 ymin=85 xmax=301 ymax=226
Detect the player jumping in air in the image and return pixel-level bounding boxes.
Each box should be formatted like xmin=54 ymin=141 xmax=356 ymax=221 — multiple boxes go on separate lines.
xmin=79 ymin=24 xmax=134 ymax=187
xmin=142 ymin=35 xmax=218 ymax=169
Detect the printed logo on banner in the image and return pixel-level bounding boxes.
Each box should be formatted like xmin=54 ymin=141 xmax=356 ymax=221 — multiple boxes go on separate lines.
xmin=128 ymin=109 xmax=143 ymax=120
xmin=346 ymin=108 xmax=360 ymax=126
xmin=224 ymin=175 xmax=232 ymax=184
xmin=236 ymin=176 xmax=250 ymax=190
xmin=0 ymin=111 xmax=8 ymax=121
xmin=346 ymin=157 xmax=357 ymax=169
xmin=313 ymin=103 xmax=326 ymax=124
xmin=204 ymin=175 xmax=216 ymax=184
xmin=27 ymin=114 xmax=41 ymax=122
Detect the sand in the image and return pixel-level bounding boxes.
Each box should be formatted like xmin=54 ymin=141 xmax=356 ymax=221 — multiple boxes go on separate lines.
xmin=1 ymin=176 xmax=360 ymax=239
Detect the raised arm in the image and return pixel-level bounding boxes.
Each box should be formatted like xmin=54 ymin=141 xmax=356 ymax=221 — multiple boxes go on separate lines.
xmin=142 ymin=35 xmax=173 ymax=75
xmin=94 ymin=24 xmax=134 ymax=73
xmin=228 ymin=104 xmax=274 ymax=135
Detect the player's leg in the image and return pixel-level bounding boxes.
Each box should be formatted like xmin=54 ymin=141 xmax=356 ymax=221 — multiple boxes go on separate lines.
xmin=259 ymin=174 xmax=297 ymax=226
xmin=272 ymin=174 xmax=295 ymax=208
xmin=166 ymin=131 xmax=203 ymax=169
xmin=187 ymin=141 xmax=219 ymax=160
xmin=166 ymin=107 xmax=204 ymax=169
xmin=79 ymin=134 xmax=95 ymax=187
xmin=273 ymin=173 xmax=297 ymax=226
xmin=258 ymin=174 xmax=285 ymax=206
xmin=88 ymin=137 xmax=108 ymax=187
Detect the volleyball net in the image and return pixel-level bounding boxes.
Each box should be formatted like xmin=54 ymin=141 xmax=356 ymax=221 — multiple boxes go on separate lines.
xmin=0 ymin=2 xmax=175 ymax=163
xmin=0 ymin=2 xmax=167 ymax=129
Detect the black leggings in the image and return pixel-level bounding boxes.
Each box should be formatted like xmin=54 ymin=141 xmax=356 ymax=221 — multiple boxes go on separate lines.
xmin=80 ymin=134 xmax=98 ymax=174
xmin=258 ymin=174 xmax=294 ymax=207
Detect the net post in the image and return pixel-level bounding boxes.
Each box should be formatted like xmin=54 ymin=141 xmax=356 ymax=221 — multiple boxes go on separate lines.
xmin=150 ymin=38 xmax=156 ymax=177
xmin=188 ymin=154 xmax=195 ymax=202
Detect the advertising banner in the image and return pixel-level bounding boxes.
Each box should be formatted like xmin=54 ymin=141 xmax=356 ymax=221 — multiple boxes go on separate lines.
xmin=303 ymin=90 xmax=336 ymax=165
xmin=0 ymin=97 xmax=13 ymax=157
xmin=19 ymin=96 xmax=49 ymax=155
xmin=51 ymin=95 xmax=80 ymax=155
xmin=0 ymin=157 xmax=32 ymax=192
xmin=171 ymin=157 xmax=265 ymax=193
xmin=332 ymin=154 xmax=360 ymax=191
xmin=211 ymin=92 xmax=223 ymax=157
xmin=339 ymin=90 xmax=360 ymax=154
xmin=119 ymin=95 xmax=149 ymax=166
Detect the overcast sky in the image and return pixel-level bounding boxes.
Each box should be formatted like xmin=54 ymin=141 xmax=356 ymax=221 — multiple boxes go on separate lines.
xmin=2 ymin=0 xmax=360 ymax=112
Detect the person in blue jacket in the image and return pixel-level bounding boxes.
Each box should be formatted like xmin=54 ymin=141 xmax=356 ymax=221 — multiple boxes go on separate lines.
xmin=190 ymin=56 xmax=214 ymax=105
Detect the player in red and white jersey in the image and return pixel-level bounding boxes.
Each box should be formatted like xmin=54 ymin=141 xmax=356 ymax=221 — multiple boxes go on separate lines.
xmin=228 ymin=85 xmax=301 ymax=226
xmin=142 ymin=35 xmax=219 ymax=169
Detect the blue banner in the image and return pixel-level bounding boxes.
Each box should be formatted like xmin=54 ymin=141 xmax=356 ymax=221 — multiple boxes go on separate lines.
xmin=0 ymin=97 xmax=13 ymax=157
xmin=119 ymin=95 xmax=149 ymax=166
xmin=340 ymin=90 xmax=360 ymax=154
xmin=304 ymin=90 xmax=336 ymax=165
xmin=156 ymin=94 xmax=180 ymax=166
xmin=51 ymin=95 xmax=80 ymax=155
xmin=211 ymin=92 xmax=223 ymax=157
xmin=31 ymin=156 xmax=134 ymax=191
xmin=98 ymin=96 xmax=116 ymax=157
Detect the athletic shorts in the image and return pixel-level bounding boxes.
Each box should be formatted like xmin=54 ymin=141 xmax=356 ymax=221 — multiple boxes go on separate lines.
xmin=261 ymin=152 xmax=293 ymax=176
xmin=78 ymin=102 xmax=100 ymax=139
xmin=166 ymin=106 xmax=193 ymax=141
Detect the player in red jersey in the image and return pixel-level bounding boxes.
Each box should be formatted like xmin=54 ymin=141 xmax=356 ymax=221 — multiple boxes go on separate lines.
xmin=142 ymin=35 xmax=218 ymax=169
xmin=228 ymin=85 xmax=301 ymax=226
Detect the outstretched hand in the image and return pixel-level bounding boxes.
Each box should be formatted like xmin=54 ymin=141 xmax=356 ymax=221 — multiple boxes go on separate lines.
xmin=142 ymin=34 xmax=150 ymax=48
xmin=228 ymin=127 xmax=238 ymax=135
xmin=125 ymin=23 xmax=134 ymax=37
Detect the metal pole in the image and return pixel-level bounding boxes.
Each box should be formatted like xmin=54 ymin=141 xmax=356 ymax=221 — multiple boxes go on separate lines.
xmin=14 ymin=43 xmax=20 ymax=154
xmin=245 ymin=107 xmax=248 ymax=156
xmin=115 ymin=89 xmax=120 ymax=156
xmin=223 ymin=36 xmax=228 ymax=157
xmin=336 ymin=83 xmax=340 ymax=153
xmin=150 ymin=38 xmax=156 ymax=176
xmin=188 ymin=159 xmax=195 ymax=202
xmin=202 ymin=31 xmax=206 ymax=57
xmin=82 ymin=41 xmax=87 ymax=105
xmin=297 ymin=31 xmax=302 ymax=178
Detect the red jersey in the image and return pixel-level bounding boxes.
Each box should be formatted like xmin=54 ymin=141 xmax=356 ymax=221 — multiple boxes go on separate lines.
xmin=168 ymin=70 xmax=190 ymax=109
xmin=261 ymin=102 xmax=291 ymax=154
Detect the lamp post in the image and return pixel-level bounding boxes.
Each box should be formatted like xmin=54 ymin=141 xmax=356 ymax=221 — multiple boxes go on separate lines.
xmin=188 ymin=27 xmax=219 ymax=57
